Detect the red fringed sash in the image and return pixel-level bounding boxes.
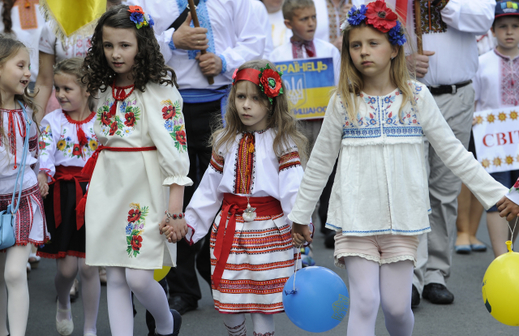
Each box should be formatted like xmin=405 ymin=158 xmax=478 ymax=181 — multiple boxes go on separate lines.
xmin=52 ymin=166 xmax=88 ymax=230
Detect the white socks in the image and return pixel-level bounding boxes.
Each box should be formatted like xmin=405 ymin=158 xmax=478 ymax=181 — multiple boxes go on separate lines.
xmin=222 ymin=313 xmax=274 ymax=336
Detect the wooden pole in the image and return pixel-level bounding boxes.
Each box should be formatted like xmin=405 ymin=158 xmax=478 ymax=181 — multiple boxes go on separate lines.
xmin=188 ymin=0 xmax=214 ymax=85
xmin=414 ymin=0 xmax=423 ymax=54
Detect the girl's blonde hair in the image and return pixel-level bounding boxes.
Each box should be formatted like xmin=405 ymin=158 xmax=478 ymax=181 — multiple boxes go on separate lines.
xmin=338 ymin=22 xmax=415 ymax=122
xmin=54 ymin=57 xmax=96 ymax=112
xmin=0 ymin=36 xmax=38 ymax=149
xmin=211 ymin=59 xmax=308 ymax=161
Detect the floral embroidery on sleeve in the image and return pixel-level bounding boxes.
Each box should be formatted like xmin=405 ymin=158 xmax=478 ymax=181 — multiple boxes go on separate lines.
xmin=39 ymin=124 xmax=52 ymax=155
xmin=125 ymin=203 xmax=149 ymax=257
xmin=97 ymin=99 xmax=140 ymax=137
xmin=161 ymin=99 xmax=187 ymax=153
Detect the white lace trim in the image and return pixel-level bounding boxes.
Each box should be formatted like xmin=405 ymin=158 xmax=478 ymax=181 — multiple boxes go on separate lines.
xmin=334 ymin=253 xmax=416 ymax=268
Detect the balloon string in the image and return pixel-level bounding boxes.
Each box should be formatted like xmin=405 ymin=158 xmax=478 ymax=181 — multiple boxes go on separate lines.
xmin=508 ymin=217 xmax=518 ymax=250
xmin=293 ymin=246 xmax=302 ymax=293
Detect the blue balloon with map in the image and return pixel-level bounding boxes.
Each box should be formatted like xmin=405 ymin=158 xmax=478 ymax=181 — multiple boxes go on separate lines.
xmin=282 ymin=266 xmax=349 ymax=332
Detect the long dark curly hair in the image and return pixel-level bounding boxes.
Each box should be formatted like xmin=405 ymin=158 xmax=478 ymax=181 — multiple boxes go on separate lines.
xmin=82 ymin=4 xmax=177 ymax=96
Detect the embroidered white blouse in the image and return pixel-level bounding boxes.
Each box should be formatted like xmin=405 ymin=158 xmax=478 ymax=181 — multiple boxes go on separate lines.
xmin=184 ymin=129 xmax=304 ymax=244
xmin=473 ymin=49 xmax=519 ymax=111
xmin=0 ymin=106 xmax=39 ymax=194
xmin=288 ymin=81 xmax=508 ymax=236
xmin=39 ymin=109 xmax=98 ymax=180
xmin=39 ymin=22 xmax=92 ymax=62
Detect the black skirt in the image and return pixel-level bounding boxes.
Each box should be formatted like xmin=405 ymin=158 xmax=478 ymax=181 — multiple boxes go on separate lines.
xmin=37 ymin=180 xmax=87 ymax=259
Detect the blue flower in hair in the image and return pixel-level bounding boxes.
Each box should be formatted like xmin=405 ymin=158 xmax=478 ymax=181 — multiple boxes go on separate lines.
xmin=347 ymin=5 xmax=367 ymax=26
xmin=130 ymin=12 xmax=144 ymax=25
xmin=388 ymin=21 xmax=406 ymax=46
xmin=147 ymin=14 xmax=155 ymax=27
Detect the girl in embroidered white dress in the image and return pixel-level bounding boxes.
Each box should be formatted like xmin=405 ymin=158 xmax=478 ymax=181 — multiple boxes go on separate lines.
xmin=80 ymin=5 xmax=191 ymax=336
xmin=36 ymin=58 xmax=100 ymax=336
xmin=0 ymin=37 xmax=49 ymax=336
xmin=183 ymin=59 xmax=307 ymax=336
xmin=290 ymin=2 xmax=518 ymax=336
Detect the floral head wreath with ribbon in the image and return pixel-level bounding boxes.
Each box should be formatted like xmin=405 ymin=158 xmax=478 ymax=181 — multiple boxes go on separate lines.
xmin=128 ymin=5 xmax=154 ymax=29
xmin=232 ymin=64 xmax=284 ymax=104
xmin=340 ymin=0 xmax=406 ymax=46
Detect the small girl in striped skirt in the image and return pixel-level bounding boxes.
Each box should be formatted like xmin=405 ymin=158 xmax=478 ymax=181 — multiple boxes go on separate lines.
xmin=183 ymin=59 xmax=307 ymax=336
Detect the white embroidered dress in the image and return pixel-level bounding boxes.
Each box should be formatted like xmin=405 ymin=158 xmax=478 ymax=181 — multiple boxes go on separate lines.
xmin=85 ymin=83 xmax=192 ymax=269
xmin=289 ymin=81 xmax=508 ymax=235
xmin=39 ymin=109 xmax=98 ymax=178
xmin=185 ymin=129 xmax=304 ymax=313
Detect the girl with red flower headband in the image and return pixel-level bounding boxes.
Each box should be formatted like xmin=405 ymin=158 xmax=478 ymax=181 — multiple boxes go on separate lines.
xmin=80 ymin=4 xmax=192 ymax=336
xmin=36 ymin=57 xmax=100 ymax=336
xmin=183 ymin=59 xmax=308 ymax=336
xmin=289 ymin=1 xmax=519 ymax=335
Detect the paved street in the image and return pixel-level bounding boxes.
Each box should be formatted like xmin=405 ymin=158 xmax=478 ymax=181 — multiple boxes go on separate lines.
xmin=26 ymin=215 xmax=519 ymax=335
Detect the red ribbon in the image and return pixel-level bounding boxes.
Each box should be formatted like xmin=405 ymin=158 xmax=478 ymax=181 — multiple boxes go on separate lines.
xmin=232 ymin=68 xmax=261 ymax=86
xmin=212 ymin=193 xmax=283 ymax=289
xmin=76 ymin=145 xmax=157 ymax=229
xmin=52 ymin=166 xmax=88 ymax=230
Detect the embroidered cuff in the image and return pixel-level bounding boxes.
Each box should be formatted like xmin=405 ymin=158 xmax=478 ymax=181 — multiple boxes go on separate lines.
xmin=39 ymin=168 xmax=54 ymax=183
xmin=506 ymin=179 xmax=519 ymax=206
xmin=162 ymin=175 xmax=194 ymax=187
xmin=218 ymin=54 xmax=227 ymax=74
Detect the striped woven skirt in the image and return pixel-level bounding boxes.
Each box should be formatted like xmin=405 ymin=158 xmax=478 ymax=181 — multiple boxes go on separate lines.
xmin=210 ymin=194 xmax=296 ymax=314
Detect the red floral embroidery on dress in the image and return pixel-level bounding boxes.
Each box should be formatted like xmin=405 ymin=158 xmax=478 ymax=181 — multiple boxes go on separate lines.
xmin=125 ymin=203 xmax=149 ymax=257
xmin=161 ymin=99 xmax=187 ymax=153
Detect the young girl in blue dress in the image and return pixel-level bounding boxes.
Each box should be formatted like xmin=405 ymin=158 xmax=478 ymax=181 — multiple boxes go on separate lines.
xmin=289 ymin=2 xmax=517 ymax=335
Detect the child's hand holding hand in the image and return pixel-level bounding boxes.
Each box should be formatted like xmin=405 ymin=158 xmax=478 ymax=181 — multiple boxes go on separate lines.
xmin=159 ymin=214 xmax=188 ymax=243
xmin=497 ymin=196 xmax=519 ymax=221
xmin=37 ymin=172 xmax=49 ymax=198
xmin=292 ymin=223 xmax=313 ymax=246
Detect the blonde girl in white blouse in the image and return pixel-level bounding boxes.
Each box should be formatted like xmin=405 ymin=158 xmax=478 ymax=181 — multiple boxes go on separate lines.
xmin=289 ymin=2 xmax=517 ymax=336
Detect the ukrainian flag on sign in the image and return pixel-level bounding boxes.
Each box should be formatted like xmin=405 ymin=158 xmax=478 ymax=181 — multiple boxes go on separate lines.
xmin=275 ymin=58 xmax=335 ymax=120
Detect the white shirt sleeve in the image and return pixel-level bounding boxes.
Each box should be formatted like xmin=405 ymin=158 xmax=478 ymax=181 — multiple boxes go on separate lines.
xmin=288 ymin=96 xmax=343 ymax=225
xmin=441 ymin=0 xmax=495 ymax=35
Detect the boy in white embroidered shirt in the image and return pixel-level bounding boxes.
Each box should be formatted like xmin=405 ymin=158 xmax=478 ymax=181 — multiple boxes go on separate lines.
xmin=474 ymin=0 xmax=519 ymax=257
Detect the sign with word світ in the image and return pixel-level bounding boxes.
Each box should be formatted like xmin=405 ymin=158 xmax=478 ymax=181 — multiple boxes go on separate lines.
xmin=472 ymin=106 xmax=519 ymax=174
xmin=275 ymin=57 xmax=335 ymax=120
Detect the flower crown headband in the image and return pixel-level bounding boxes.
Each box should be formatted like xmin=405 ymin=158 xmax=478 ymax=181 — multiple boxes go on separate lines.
xmin=128 ymin=6 xmax=154 ymax=29
xmin=232 ymin=64 xmax=284 ymax=104
xmin=340 ymin=0 xmax=406 ymax=46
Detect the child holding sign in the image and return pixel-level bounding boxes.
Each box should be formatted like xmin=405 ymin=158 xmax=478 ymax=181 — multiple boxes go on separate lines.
xmin=473 ymin=0 xmax=519 ymax=257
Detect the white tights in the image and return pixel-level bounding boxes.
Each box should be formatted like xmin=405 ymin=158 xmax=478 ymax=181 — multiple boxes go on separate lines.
xmin=0 ymin=244 xmax=32 ymax=336
xmin=55 ymin=256 xmax=100 ymax=335
xmin=222 ymin=313 xmax=275 ymax=336
xmin=106 ymin=267 xmax=173 ymax=336
xmin=344 ymin=257 xmax=414 ymax=336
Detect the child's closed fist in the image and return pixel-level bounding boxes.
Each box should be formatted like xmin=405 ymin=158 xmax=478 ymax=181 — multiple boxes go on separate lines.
xmin=497 ymin=196 xmax=519 ymax=221
xmin=37 ymin=172 xmax=49 ymax=198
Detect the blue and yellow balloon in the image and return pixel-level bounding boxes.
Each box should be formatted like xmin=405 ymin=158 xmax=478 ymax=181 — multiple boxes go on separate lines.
xmin=282 ymin=266 xmax=349 ymax=333
xmin=154 ymin=266 xmax=171 ymax=282
xmin=482 ymin=241 xmax=519 ymax=326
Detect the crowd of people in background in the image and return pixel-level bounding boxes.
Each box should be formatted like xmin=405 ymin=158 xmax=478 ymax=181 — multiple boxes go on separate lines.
xmin=0 ymin=0 xmax=518 ymax=335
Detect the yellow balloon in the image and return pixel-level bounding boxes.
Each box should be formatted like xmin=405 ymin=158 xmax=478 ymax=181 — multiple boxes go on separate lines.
xmin=154 ymin=266 xmax=171 ymax=282
xmin=482 ymin=241 xmax=519 ymax=326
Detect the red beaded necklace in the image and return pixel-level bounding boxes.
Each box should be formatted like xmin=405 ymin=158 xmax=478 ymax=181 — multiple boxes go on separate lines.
xmin=109 ymin=80 xmax=135 ymax=117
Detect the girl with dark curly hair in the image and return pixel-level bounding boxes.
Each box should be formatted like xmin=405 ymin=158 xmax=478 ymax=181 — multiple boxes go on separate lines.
xmin=80 ymin=4 xmax=191 ymax=336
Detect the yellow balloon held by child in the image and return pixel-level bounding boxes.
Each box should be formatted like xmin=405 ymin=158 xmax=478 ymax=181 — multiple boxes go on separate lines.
xmin=482 ymin=240 xmax=519 ymax=326
xmin=154 ymin=266 xmax=171 ymax=282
